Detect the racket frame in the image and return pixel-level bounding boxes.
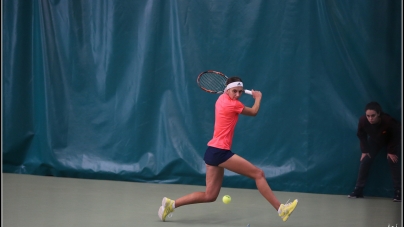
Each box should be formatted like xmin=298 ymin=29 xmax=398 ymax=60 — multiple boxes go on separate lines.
xmin=196 ymin=70 xmax=252 ymax=95
xmin=196 ymin=70 xmax=228 ymax=94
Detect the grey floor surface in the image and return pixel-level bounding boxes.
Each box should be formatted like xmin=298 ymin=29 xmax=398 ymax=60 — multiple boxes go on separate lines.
xmin=2 ymin=173 xmax=402 ymax=227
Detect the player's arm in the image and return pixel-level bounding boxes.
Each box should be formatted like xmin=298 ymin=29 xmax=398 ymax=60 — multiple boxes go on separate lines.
xmin=385 ymin=118 xmax=401 ymax=163
xmin=356 ymin=117 xmax=370 ymax=153
xmin=241 ymin=90 xmax=262 ymax=116
xmin=386 ymin=118 xmax=401 ymax=154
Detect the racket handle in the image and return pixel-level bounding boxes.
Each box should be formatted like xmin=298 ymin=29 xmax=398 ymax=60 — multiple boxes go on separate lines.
xmin=244 ymin=89 xmax=252 ymax=95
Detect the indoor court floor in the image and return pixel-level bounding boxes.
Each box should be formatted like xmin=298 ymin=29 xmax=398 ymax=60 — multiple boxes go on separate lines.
xmin=3 ymin=173 xmax=402 ymax=227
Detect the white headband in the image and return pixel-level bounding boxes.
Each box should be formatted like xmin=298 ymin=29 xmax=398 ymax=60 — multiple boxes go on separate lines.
xmin=225 ymin=81 xmax=243 ymax=91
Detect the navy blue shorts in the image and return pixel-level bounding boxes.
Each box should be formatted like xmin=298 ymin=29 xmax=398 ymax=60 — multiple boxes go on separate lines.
xmin=203 ymin=146 xmax=235 ymax=166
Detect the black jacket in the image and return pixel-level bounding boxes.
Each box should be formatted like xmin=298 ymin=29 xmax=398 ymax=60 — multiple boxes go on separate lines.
xmin=357 ymin=113 xmax=401 ymax=154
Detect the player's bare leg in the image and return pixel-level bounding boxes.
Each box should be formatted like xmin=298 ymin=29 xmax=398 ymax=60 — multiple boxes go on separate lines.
xmin=219 ymin=154 xmax=281 ymax=210
xmin=174 ymin=164 xmax=224 ymax=208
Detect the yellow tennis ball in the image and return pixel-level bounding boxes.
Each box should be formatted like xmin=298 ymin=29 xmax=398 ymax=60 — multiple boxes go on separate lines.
xmin=222 ymin=195 xmax=231 ymax=204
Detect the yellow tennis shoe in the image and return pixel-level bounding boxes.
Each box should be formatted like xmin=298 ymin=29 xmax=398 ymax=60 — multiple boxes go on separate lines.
xmin=278 ymin=199 xmax=298 ymax=221
xmin=158 ymin=197 xmax=175 ymax=221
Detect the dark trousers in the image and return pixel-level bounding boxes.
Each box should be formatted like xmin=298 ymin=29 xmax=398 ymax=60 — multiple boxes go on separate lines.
xmin=355 ymin=140 xmax=401 ymax=190
xmin=356 ymin=140 xmax=401 ymax=190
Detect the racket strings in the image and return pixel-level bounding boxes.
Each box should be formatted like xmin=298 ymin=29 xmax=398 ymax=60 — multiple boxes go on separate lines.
xmin=198 ymin=73 xmax=226 ymax=92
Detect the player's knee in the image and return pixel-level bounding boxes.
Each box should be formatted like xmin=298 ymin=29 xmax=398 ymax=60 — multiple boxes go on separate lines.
xmin=361 ymin=156 xmax=372 ymax=164
xmin=205 ymin=194 xmax=218 ymax=203
xmin=387 ymin=157 xmax=399 ymax=165
xmin=253 ymin=168 xmax=265 ymax=180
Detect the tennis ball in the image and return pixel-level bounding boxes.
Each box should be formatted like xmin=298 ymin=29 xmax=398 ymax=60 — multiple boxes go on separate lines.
xmin=222 ymin=195 xmax=231 ymax=204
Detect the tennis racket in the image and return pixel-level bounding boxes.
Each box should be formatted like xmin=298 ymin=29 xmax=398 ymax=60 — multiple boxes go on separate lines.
xmin=196 ymin=70 xmax=252 ymax=95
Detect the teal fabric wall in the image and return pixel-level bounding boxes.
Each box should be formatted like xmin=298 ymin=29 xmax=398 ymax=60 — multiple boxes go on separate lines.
xmin=3 ymin=0 xmax=402 ymax=197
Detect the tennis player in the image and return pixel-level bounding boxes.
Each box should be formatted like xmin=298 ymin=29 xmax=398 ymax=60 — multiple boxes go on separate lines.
xmin=158 ymin=77 xmax=298 ymax=222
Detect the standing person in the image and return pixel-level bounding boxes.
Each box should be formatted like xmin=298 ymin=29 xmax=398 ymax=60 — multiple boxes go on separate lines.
xmin=158 ymin=77 xmax=298 ymax=222
xmin=348 ymin=101 xmax=401 ymax=202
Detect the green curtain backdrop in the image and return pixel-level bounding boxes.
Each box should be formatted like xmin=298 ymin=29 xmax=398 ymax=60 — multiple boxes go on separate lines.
xmin=3 ymin=0 xmax=402 ymax=197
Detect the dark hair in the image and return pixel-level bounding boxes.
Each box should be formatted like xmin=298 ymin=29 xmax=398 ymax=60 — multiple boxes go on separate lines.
xmin=226 ymin=76 xmax=243 ymax=85
xmin=365 ymin=101 xmax=383 ymax=114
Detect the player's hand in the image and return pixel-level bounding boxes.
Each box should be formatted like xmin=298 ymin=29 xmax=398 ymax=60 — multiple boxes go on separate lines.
xmin=251 ymin=90 xmax=262 ymax=99
xmin=360 ymin=153 xmax=370 ymax=161
xmin=387 ymin=153 xmax=399 ymax=163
